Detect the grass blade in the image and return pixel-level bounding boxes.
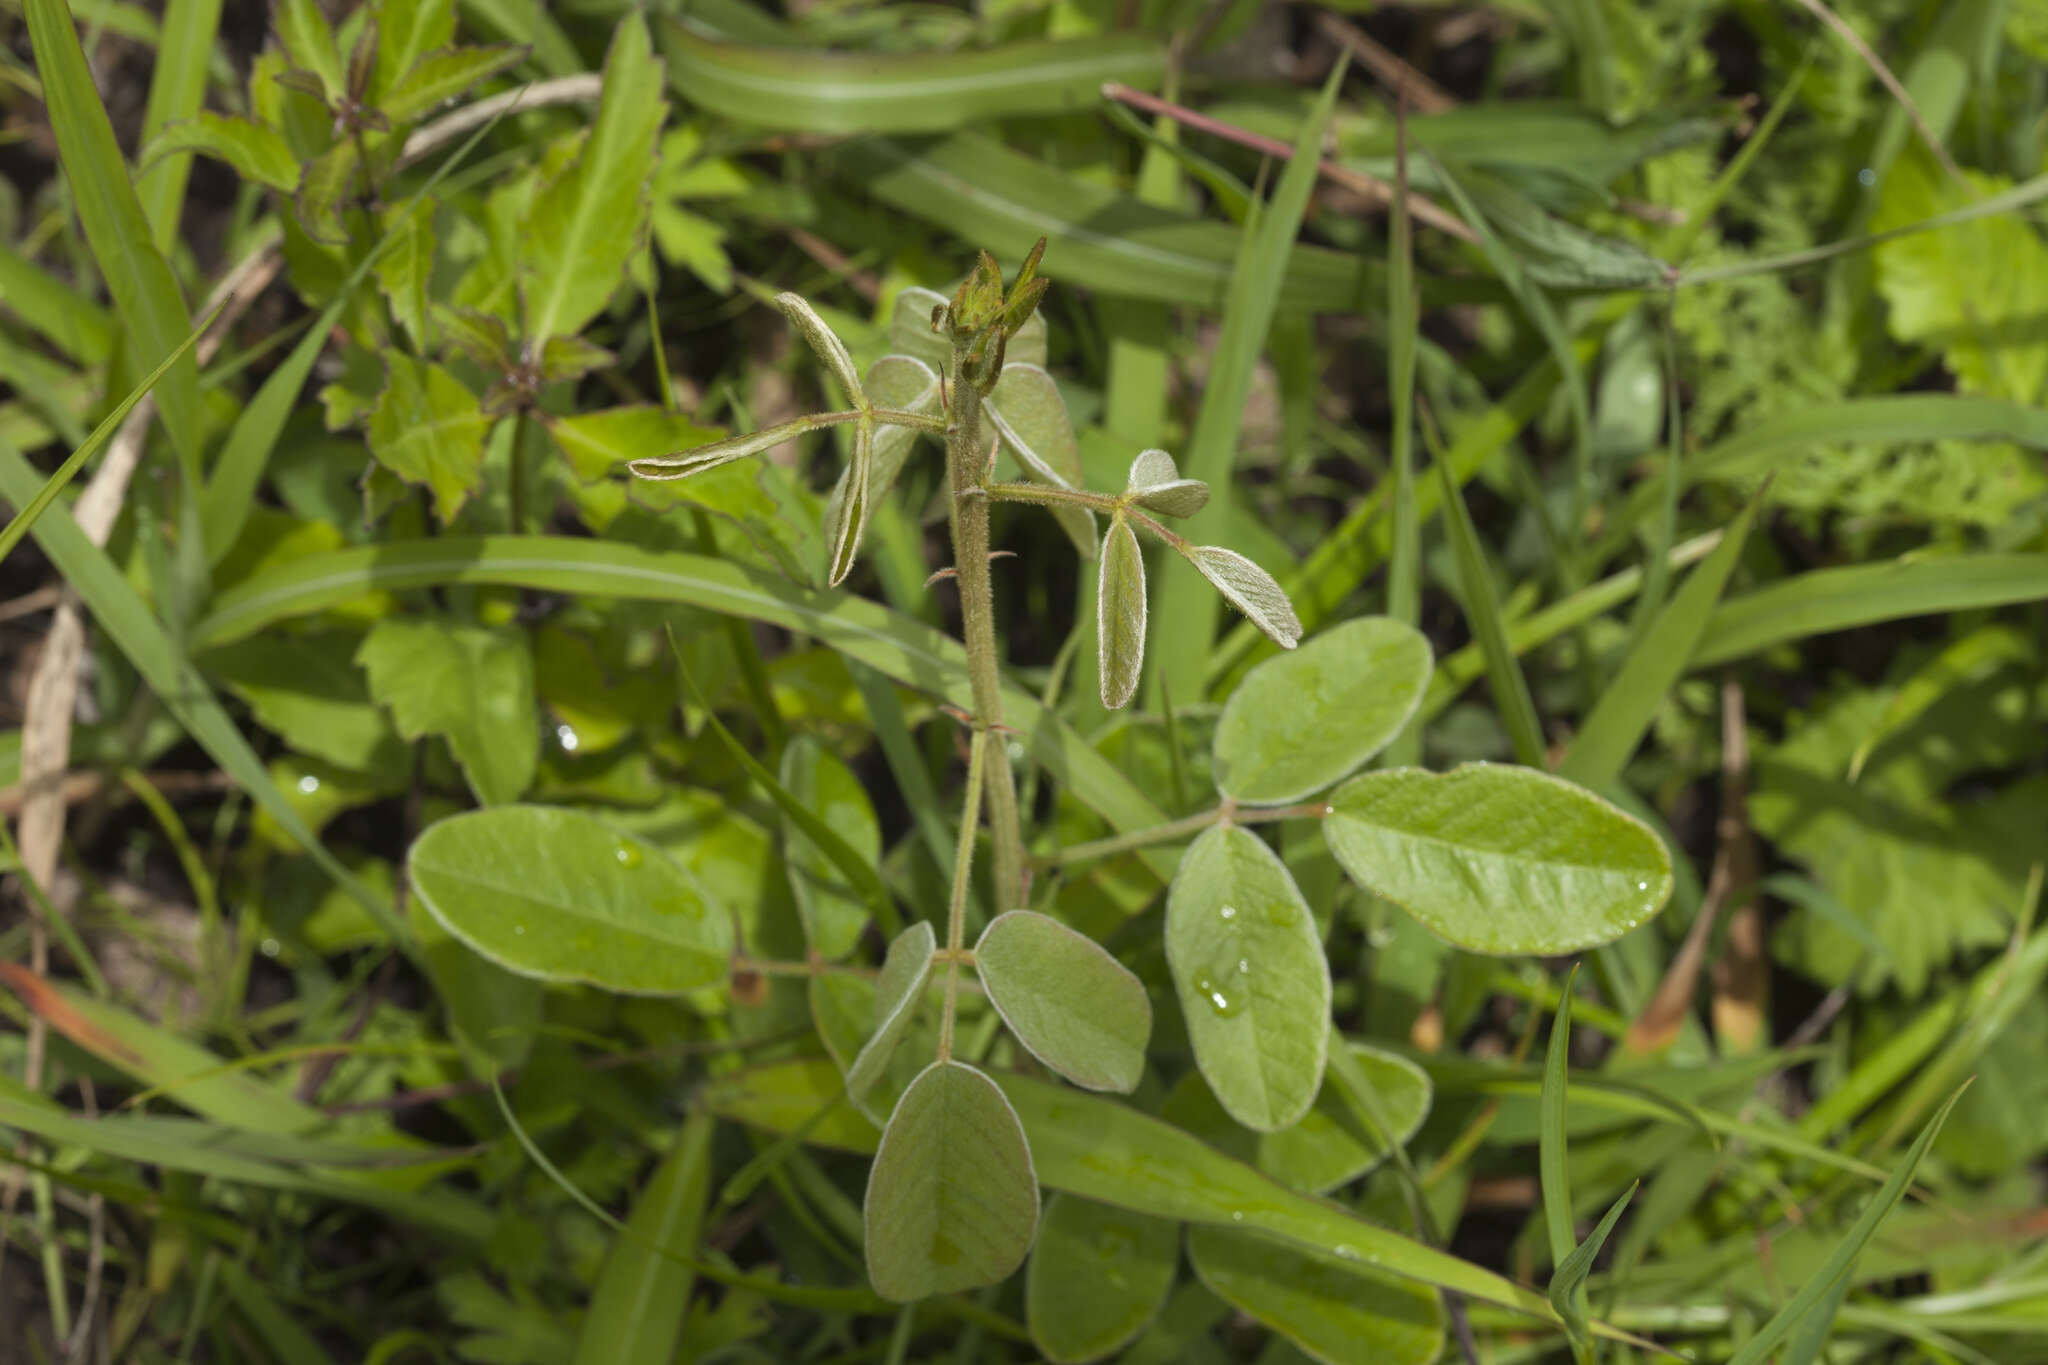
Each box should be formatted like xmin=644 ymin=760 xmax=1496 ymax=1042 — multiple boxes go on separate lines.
xmin=1557 ymin=489 xmax=1764 ymax=790
xmin=1435 ymin=459 xmax=1546 ymax=766
xmin=1148 ymin=58 xmax=1347 ymax=705
xmin=134 ymin=0 xmax=224 ymax=250
xmin=1724 ymin=1088 xmax=1967 ymax=1365
xmin=570 ymin=1113 xmax=715 ymax=1365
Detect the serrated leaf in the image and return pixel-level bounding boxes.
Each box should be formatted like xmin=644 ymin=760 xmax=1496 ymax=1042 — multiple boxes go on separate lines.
xmin=845 ymin=922 xmax=936 ymax=1123
xmin=1097 ymin=514 xmax=1147 ymax=709
xmin=357 ymin=617 xmax=537 ymax=805
xmin=1166 ymin=825 xmax=1331 ymax=1132
xmin=380 ymin=43 xmax=527 ymax=124
xmin=436 ymin=305 xmax=514 ymax=371
xmin=523 ymin=15 xmax=665 ymax=344
xmin=1025 ymin=1195 xmax=1177 ymax=1364
xmin=366 ymin=355 xmax=490 ymax=521
xmin=780 ymin=737 xmax=879 ymax=960
xmin=1187 ymin=1226 xmax=1443 ymax=1365
xmin=408 ymin=805 xmax=733 ymax=994
xmin=274 ymin=0 xmax=345 ymax=100
xmin=369 ymin=0 xmax=457 ymax=106
xmin=295 ymin=138 xmax=360 ymax=245
xmin=1212 ymin=618 xmax=1432 ymax=806
xmin=142 ymin=113 xmax=300 ymax=192
xmin=974 ymin=911 xmax=1151 ymax=1093
xmin=1325 ymin=765 xmax=1674 ymax=955
xmin=375 ymin=197 xmax=437 ymax=348
xmin=1186 ymin=545 xmax=1302 ymax=649
xmin=986 ymin=364 xmax=1094 ymax=557
xmin=538 ymin=334 xmax=615 ymax=385
xmin=863 ymin=1060 xmax=1039 ymax=1303
xmin=548 ymin=405 xmax=723 ymax=483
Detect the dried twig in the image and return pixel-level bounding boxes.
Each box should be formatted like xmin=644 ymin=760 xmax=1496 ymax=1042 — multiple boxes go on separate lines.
xmin=1101 ymin=82 xmax=1480 ymax=244
xmin=1315 ymin=13 xmax=1457 ymax=115
xmin=1788 ymin=0 xmax=1968 ymax=186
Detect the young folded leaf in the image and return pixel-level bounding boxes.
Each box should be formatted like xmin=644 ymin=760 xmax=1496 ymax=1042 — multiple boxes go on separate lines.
xmin=772 ymin=292 xmax=864 ymax=407
xmin=1186 ymin=545 xmax=1302 ymax=648
xmin=1098 ymin=513 xmax=1148 ymax=709
xmin=864 ymin=1060 xmax=1040 ymax=1302
xmin=845 ymin=921 xmax=936 ymax=1123
xmin=1124 ymin=448 xmax=1209 ymax=519
xmin=975 ymin=911 xmax=1152 ymax=1093
xmin=627 ymin=418 xmax=812 ymax=481
xmin=825 ymin=413 xmax=875 ymax=585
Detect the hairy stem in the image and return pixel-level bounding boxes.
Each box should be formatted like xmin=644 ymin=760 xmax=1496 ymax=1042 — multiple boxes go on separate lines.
xmin=937 ymin=729 xmax=987 ymax=1063
xmin=944 ymin=358 xmax=1025 ymax=911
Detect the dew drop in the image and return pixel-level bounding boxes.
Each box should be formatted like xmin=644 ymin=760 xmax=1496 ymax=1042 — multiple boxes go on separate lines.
xmin=1636 ymin=880 xmax=1648 ymax=892
xmin=512 ymin=923 xmax=526 ymax=936
xmin=1192 ymin=970 xmax=1242 ymax=1018
xmin=296 ymin=774 xmax=320 ymax=795
xmin=259 ymin=937 xmax=281 ymax=958
xmin=1218 ymin=904 xmax=1237 ymax=921
xmin=557 ymin=723 xmax=580 ymax=752
xmin=1230 ymin=1210 xmax=1244 ymax=1223
xmin=1236 ymin=958 xmax=1249 ymax=976
xmin=615 ymin=841 xmax=644 ymax=870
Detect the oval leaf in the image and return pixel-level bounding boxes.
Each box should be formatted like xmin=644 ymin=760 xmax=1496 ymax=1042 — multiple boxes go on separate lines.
xmin=780 ymin=737 xmax=880 ymax=960
xmin=1161 ymin=1041 xmax=1432 ymax=1195
xmin=864 ymin=1060 xmax=1039 ymax=1302
xmin=987 ymin=364 xmax=1095 ymax=558
xmin=1166 ymin=825 xmax=1331 ymax=1132
xmin=845 ymin=921 xmax=936 ymax=1123
xmin=975 ymin=911 xmax=1152 ymax=1093
xmin=407 ymin=805 xmax=734 ymax=994
xmin=1025 ymin=1194 xmax=1177 ymax=1364
xmin=1186 ymin=545 xmax=1303 ymax=649
xmin=1098 ymin=514 xmax=1147 ymax=710
xmin=1324 ymin=765 xmax=1675 ymax=955
xmin=1212 ymin=617 xmax=1433 ymax=805
xmin=1125 ymin=448 xmax=1207 ymax=518
xmin=1188 ymin=1225 xmax=1444 ymax=1365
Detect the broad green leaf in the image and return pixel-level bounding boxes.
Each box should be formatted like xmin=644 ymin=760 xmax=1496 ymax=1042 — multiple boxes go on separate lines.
xmin=986 ymin=364 xmax=1094 ymax=557
xmin=538 ymin=334 xmax=615 ymax=384
xmin=380 ymin=43 xmax=527 ymax=124
xmin=407 ymin=805 xmax=734 ymax=994
xmin=357 ymin=617 xmax=537 ymax=805
xmin=1125 ymin=448 xmax=1207 ymax=519
xmin=660 ymin=24 xmax=1164 ymax=133
xmin=203 ymin=632 xmax=405 ymax=773
xmin=705 ymin=1059 xmax=1569 ymax=1326
xmin=1147 ymin=62 xmax=1343 ymax=702
xmin=864 ymin=1060 xmax=1038 ymax=1302
xmin=189 ymin=536 xmax=1177 ymax=866
xmin=571 ymin=1113 xmax=714 ymax=1365
xmin=1098 ymin=514 xmax=1147 ymax=709
xmin=1025 ymin=1195 xmax=1177 ymax=1364
xmin=1212 ymin=617 xmax=1431 ymax=806
xmin=1186 ymin=547 xmax=1302 ymax=650
xmin=366 ymin=355 xmax=491 ymax=521
xmin=780 ymin=737 xmax=880 ymax=960
xmin=1161 ymin=1042 xmax=1431 ymax=1195
xmin=25 ymin=0 xmax=201 ymax=467
xmin=1187 ymin=1225 xmax=1443 ymax=1365
xmin=414 ymin=897 xmax=541 ymax=1074
xmin=1556 ymin=492 xmax=1761 ymax=790
xmin=369 ymin=0 xmax=457 ymax=104
xmin=975 ymin=911 xmax=1151 ymax=1093
xmin=1325 ymin=765 xmax=1674 ymax=955
xmin=845 ymin=922 xmax=936 ymax=1123
xmin=523 ymin=15 xmax=666 ymax=344
xmin=548 ymin=405 xmax=724 ymax=483
xmin=142 ymin=112 xmax=299 ymax=192
xmin=1166 ymin=826 xmax=1330 ymax=1132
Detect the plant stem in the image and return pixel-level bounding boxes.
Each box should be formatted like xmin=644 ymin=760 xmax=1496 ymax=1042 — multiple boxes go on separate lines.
xmin=982 ymin=481 xmax=1120 ymax=513
xmin=937 ymin=729 xmax=987 ymax=1064
xmin=943 ymin=358 xmax=1025 ymax=911
xmin=508 ymin=409 xmax=528 ymax=533
xmin=1036 ymin=799 xmax=1333 ymax=868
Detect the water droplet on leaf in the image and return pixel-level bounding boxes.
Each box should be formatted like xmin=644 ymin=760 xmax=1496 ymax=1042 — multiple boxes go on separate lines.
xmin=615 ymin=841 xmax=644 ymax=869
